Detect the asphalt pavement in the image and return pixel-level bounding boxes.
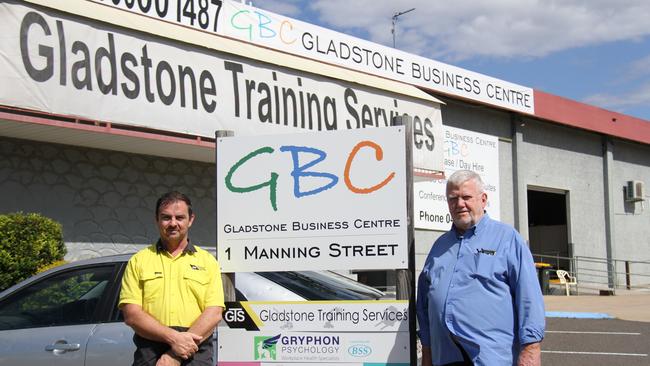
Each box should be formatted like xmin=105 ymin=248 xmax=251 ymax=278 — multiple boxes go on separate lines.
xmin=543 ymin=317 xmax=649 ymax=366
xmin=542 ymin=290 xmax=649 ymax=366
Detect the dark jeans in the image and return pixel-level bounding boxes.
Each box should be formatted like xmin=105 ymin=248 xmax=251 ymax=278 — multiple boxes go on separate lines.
xmin=132 ymin=326 xmax=213 ymax=366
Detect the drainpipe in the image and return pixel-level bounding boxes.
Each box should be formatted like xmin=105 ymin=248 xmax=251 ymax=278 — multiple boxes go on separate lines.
xmin=511 ymin=114 xmax=529 ymax=242
xmin=603 ymin=136 xmax=617 ymax=291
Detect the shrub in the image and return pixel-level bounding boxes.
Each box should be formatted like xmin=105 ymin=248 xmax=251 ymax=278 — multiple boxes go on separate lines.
xmin=0 ymin=212 xmax=66 ymax=291
xmin=37 ymin=259 xmax=67 ymax=273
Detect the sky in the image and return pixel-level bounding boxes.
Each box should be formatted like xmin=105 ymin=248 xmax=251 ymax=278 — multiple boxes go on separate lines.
xmin=252 ymin=0 xmax=650 ymax=121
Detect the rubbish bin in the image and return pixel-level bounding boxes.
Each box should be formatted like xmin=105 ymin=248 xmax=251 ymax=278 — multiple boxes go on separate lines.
xmin=538 ymin=268 xmax=551 ymax=295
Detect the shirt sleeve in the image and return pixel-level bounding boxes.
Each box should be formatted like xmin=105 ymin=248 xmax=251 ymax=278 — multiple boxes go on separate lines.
xmin=204 ymin=256 xmax=225 ymax=308
xmin=508 ymin=232 xmax=546 ymax=346
xmin=416 ymin=268 xmax=431 ymax=347
xmin=118 ymin=255 xmax=142 ymax=307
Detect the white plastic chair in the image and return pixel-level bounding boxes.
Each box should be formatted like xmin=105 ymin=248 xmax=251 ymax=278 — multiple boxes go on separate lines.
xmin=556 ymin=270 xmax=577 ymax=296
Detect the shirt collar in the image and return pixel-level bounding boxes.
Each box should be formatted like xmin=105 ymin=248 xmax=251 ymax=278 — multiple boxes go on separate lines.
xmin=156 ymin=238 xmax=196 ymax=254
xmin=452 ymin=212 xmax=490 ymax=238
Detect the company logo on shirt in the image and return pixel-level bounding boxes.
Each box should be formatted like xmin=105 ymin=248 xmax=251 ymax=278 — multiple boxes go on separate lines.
xmin=254 ymin=334 xmax=280 ymax=360
xmin=476 ymin=248 xmax=496 ymax=255
xmin=189 ymin=264 xmax=205 ymax=270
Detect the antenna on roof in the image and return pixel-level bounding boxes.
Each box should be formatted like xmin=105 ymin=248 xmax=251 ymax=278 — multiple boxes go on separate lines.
xmin=391 ymin=8 xmax=415 ymax=48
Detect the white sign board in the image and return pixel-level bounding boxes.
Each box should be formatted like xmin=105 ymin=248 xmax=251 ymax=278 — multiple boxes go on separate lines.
xmin=0 ymin=2 xmax=443 ymax=171
xmin=219 ymin=300 xmax=410 ymax=364
xmin=415 ymin=126 xmax=500 ymax=231
xmin=86 ymin=0 xmax=534 ymax=114
xmin=216 ymin=127 xmax=407 ymax=272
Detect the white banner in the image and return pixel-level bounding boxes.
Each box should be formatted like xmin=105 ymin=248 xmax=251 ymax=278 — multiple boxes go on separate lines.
xmin=216 ymin=127 xmax=407 ymax=272
xmin=219 ymin=300 xmax=410 ymax=364
xmin=86 ymin=0 xmax=534 ymax=114
xmin=415 ymin=126 xmax=500 ymax=231
xmin=0 ymin=2 xmax=443 ymax=171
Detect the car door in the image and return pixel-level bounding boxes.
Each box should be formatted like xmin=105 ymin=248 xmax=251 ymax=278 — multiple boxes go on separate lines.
xmin=85 ymin=262 xmax=137 ymax=366
xmin=0 ymin=264 xmax=117 ymax=366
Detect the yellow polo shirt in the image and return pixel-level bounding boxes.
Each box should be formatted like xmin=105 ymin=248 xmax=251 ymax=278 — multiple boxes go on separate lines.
xmin=118 ymin=242 xmax=225 ymax=327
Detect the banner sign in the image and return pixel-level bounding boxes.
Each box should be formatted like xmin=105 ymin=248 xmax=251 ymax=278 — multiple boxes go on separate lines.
xmin=219 ymin=300 xmax=410 ymax=364
xmin=0 ymin=1 xmax=443 ymax=170
xmin=86 ymin=0 xmax=534 ymax=114
xmin=216 ymin=126 xmax=407 ymax=272
xmin=414 ymin=126 xmax=500 ymax=231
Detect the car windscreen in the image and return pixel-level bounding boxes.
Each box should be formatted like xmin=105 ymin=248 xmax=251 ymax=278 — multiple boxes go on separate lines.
xmin=257 ymin=271 xmax=384 ymax=300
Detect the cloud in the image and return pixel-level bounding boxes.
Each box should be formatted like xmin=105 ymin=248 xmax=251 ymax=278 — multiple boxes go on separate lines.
xmin=583 ymin=82 xmax=650 ymax=112
xmin=582 ymin=52 xmax=650 ymax=114
xmin=626 ymin=54 xmax=650 ymax=78
xmin=303 ymin=0 xmax=650 ymax=62
xmin=254 ymin=0 xmax=302 ymax=17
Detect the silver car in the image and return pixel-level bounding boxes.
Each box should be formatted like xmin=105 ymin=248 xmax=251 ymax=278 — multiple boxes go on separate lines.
xmin=0 ymin=253 xmax=383 ymax=365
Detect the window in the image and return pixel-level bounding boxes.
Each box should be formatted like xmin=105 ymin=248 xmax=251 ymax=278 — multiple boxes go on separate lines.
xmin=0 ymin=265 xmax=114 ymax=330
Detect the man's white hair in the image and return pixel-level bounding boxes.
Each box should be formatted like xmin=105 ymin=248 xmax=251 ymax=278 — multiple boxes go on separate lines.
xmin=446 ymin=170 xmax=485 ymax=193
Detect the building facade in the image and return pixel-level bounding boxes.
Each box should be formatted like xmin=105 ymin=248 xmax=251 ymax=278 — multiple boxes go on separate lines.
xmin=1 ymin=0 xmax=649 ymax=291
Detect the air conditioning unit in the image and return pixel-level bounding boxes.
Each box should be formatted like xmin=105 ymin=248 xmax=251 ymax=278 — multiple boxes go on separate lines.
xmin=625 ymin=180 xmax=645 ymax=202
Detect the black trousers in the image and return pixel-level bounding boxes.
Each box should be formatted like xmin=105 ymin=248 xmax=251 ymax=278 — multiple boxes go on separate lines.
xmin=436 ymin=337 xmax=473 ymax=366
xmin=440 ymin=361 xmax=473 ymax=366
xmin=132 ymin=327 xmax=213 ymax=366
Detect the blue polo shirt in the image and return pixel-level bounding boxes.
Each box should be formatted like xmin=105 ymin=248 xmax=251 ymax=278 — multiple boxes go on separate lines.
xmin=416 ymin=214 xmax=545 ymax=366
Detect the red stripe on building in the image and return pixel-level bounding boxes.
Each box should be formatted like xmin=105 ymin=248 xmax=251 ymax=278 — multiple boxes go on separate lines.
xmin=534 ymin=90 xmax=650 ymax=145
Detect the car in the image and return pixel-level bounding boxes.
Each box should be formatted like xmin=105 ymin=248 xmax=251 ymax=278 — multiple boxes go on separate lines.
xmin=0 ymin=252 xmax=384 ymax=365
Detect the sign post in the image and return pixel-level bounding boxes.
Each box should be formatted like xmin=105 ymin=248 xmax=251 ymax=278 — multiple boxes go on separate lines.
xmin=216 ymin=127 xmax=408 ymax=273
xmin=215 ymin=130 xmax=236 ymax=301
xmin=392 ymin=115 xmax=417 ymax=365
xmin=215 ymin=126 xmax=412 ymax=364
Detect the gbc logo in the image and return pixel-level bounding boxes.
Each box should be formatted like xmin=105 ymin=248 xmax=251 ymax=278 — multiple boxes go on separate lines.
xmin=224 ymin=308 xmax=246 ymax=322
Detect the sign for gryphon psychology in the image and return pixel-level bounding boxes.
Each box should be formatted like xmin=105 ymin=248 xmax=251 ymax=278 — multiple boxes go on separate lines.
xmin=216 ymin=126 xmax=408 ymax=272
xmin=218 ymin=300 xmax=410 ymax=364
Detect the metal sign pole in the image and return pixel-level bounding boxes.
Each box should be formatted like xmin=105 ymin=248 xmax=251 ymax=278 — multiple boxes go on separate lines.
xmin=215 ymin=130 xmax=236 ymax=302
xmin=215 ymin=130 xmax=234 ymax=364
xmin=392 ymin=115 xmax=416 ymax=365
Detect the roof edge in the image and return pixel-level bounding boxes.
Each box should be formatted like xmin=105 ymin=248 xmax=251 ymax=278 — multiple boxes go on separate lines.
xmin=533 ymin=90 xmax=650 ymax=145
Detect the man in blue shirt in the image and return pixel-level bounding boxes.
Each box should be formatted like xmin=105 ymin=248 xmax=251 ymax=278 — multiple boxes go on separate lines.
xmin=417 ymin=170 xmax=544 ymax=366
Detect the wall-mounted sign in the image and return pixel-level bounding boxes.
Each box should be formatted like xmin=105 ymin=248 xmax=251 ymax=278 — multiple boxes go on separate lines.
xmin=216 ymin=126 xmax=407 ymax=272
xmin=415 ymin=126 xmax=500 ymax=231
xmin=219 ymin=300 xmax=410 ymax=364
xmin=85 ymin=0 xmax=535 ymax=114
xmin=1 ymin=1 xmax=443 ymax=170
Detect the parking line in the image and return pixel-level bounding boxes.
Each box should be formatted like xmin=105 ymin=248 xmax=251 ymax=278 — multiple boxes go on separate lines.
xmin=546 ymin=311 xmax=613 ymax=319
xmin=546 ymin=330 xmax=641 ymax=335
xmin=542 ymin=350 xmax=647 ymax=357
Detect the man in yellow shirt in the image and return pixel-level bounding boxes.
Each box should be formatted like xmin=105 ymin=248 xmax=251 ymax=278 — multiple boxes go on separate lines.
xmin=119 ymin=191 xmax=224 ymax=366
